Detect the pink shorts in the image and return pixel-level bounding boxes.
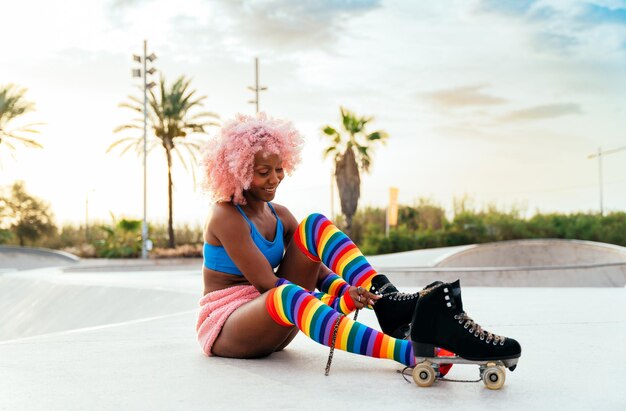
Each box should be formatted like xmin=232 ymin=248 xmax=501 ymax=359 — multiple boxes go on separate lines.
xmin=196 ymin=285 xmax=261 ymax=356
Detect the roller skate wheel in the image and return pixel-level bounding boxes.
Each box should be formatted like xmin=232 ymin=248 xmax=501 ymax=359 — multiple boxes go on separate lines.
xmin=412 ymin=362 xmax=436 ymax=387
xmin=482 ymin=366 xmax=506 ymax=390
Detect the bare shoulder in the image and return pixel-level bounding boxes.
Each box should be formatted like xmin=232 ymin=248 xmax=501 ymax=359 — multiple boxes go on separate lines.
xmin=205 ymin=202 xmax=248 ymax=243
xmin=271 ymin=202 xmax=297 ymax=225
xmin=271 ymin=202 xmax=299 ymax=240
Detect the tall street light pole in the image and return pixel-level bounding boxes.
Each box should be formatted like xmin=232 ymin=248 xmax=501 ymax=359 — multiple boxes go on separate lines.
xmin=587 ymin=145 xmax=626 ymax=216
xmin=132 ymin=40 xmax=157 ymax=259
xmin=247 ymin=57 xmax=267 ymax=113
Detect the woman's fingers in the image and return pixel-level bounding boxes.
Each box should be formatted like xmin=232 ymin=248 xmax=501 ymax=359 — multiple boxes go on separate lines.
xmin=350 ymin=286 xmax=380 ymax=309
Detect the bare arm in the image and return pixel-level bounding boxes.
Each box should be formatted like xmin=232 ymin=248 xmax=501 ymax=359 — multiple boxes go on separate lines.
xmin=209 ymin=204 xmax=279 ymax=292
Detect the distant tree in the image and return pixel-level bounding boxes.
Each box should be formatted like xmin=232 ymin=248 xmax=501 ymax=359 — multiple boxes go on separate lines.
xmin=322 ymin=107 xmax=388 ymax=235
xmin=0 ymin=181 xmax=56 ymax=246
xmin=0 ymin=84 xmax=43 ymax=162
xmin=109 ymin=75 xmax=219 ymax=248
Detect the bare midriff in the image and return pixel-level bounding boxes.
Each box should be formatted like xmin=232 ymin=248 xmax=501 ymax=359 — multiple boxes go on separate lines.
xmin=203 ymin=266 xmax=252 ymax=296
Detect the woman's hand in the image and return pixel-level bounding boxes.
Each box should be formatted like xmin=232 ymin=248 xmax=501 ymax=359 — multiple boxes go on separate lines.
xmin=348 ymin=286 xmax=381 ymax=310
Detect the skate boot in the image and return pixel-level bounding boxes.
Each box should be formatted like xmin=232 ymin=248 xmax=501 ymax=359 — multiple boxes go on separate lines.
xmin=409 ymin=280 xmax=521 ymax=389
xmin=369 ymin=275 xmax=441 ymax=339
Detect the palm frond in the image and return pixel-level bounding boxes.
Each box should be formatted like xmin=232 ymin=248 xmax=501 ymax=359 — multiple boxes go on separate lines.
xmin=322 ymin=126 xmax=338 ymax=136
xmin=173 ymin=146 xmax=190 ymax=172
xmin=178 ymin=144 xmax=199 ymax=186
xmin=12 ymin=127 xmax=40 ymax=134
xmin=2 ymin=139 xmax=17 ymax=151
xmin=366 ymin=130 xmax=388 ymax=143
xmin=127 ymin=95 xmax=144 ymax=106
xmin=147 ymin=140 xmax=160 ymax=153
xmin=176 ymin=139 xmax=203 ymax=152
xmin=3 ymin=133 xmax=43 ymax=148
xmin=189 ymin=111 xmax=219 ymax=120
xmin=118 ymin=102 xmax=143 ymax=113
xmin=0 ymin=84 xmax=36 ymax=123
xmin=13 ymin=121 xmax=44 ymax=132
xmin=322 ymin=146 xmax=337 ymax=158
xmin=113 ymin=124 xmax=141 ymax=133
xmin=106 ymin=137 xmax=139 ymax=153
xmin=121 ymin=141 xmax=141 ymax=156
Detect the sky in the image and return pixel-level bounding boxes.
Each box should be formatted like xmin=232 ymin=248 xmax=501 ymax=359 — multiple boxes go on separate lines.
xmin=1 ymin=0 xmax=626 ymax=228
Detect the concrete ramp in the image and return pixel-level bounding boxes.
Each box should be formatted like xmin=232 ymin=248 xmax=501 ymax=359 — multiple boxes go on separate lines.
xmin=369 ymin=239 xmax=626 ymax=287
xmin=0 ymin=246 xmax=79 ymax=271
xmin=437 ymin=239 xmax=626 ymax=267
xmin=0 ymin=272 xmax=196 ymax=341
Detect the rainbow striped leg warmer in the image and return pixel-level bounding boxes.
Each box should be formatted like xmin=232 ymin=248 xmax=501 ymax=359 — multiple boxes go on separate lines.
xmin=295 ymin=214 xmax=378 ymax=291
xmin=314 ymin=272 xmax=355 ymax=314
xmin=318 ymin=272 xmax=350 ymax=297
xmin=311 ymin=291 xmax=356 ymax=315
xmin=276 ymin=277 xmax=356 ymax=315
xmin=267 ymin=283 xmax=415 ymax=367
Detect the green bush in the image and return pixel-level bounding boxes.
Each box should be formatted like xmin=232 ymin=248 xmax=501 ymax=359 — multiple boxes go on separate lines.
xmin=0 ymin=228 xmax=13 ymax=244
xmin=350 ymin=200 xmax=626 ymax=255
xmin=93 ymin=218 xmax=142 ymax=258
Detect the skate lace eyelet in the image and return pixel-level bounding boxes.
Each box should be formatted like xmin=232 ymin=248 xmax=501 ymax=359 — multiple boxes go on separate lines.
xmin=480 ymin=335 xmax=484 ymax=340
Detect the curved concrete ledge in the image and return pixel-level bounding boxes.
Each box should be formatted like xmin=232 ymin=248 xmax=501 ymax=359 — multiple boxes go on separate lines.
xmin=0 ymin=245 xmax=79 ymax=270
xmin=372 ymin=239 xmax=626 ymax=287
xmin=436 ymin=239 xmax=626 ymax=267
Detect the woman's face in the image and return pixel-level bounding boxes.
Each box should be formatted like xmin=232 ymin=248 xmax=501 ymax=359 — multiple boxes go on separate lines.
xmin=246 ymin=151 xmax=284 ymax=202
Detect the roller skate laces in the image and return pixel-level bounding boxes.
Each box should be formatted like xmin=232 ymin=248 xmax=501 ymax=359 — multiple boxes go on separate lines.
xmin=454 ymin=313 xmax=506 ymax=346
xmin=324 ymin=310 xmax=360 ymax=376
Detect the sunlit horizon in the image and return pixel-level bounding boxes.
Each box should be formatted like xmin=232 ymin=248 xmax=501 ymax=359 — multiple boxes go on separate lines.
xmin=2 ymin=0 xmax=626 ymax=227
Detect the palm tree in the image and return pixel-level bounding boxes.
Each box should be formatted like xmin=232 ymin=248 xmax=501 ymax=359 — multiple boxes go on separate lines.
xmin=0 ymin=84 xmax=42 ymax=161
xmin=108 ymin=75 xmax=219 ymax=248
xmin=322 ymin=107 xmax=388 ymax=235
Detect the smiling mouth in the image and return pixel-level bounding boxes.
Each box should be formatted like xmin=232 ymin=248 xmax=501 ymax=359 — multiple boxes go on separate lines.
xmin=264 ymin=187 xmax=276 ymax=193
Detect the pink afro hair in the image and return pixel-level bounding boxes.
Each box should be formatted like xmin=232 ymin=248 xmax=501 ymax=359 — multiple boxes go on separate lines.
xmin=201 ymin=113 xmax=304 ymax=205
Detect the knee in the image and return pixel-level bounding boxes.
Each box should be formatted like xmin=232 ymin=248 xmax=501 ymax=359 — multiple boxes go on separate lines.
xmin=298 ymin=213 xmax=330 ymax=228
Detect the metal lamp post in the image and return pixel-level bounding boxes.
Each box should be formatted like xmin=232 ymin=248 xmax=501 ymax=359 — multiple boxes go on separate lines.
xmin=588 ymin=145 xmax=626 ymax=216
xmin=248 ymin=57 xmax=267 ymax=113
xmin=132 ymin=40 xmax=157 ymax=259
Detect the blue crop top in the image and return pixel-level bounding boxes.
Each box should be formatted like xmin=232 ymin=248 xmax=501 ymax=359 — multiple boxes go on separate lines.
xmin=203 ymin=203 xmax=284 ymax=275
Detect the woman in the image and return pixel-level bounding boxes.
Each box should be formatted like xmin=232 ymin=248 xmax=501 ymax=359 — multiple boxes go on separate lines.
xmin=196 ymin=113 xmax=520 ymax=372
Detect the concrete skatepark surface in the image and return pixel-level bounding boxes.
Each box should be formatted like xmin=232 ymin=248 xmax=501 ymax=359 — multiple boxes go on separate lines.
xmin=1 ymin=241 xmax=625 ymax=410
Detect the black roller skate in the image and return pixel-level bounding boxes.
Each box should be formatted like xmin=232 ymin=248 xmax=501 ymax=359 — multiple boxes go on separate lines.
xmin=369 ymin=275 xmax=441 ymax=339
xmin=409 ymin=280 xmax=521 ymax=389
